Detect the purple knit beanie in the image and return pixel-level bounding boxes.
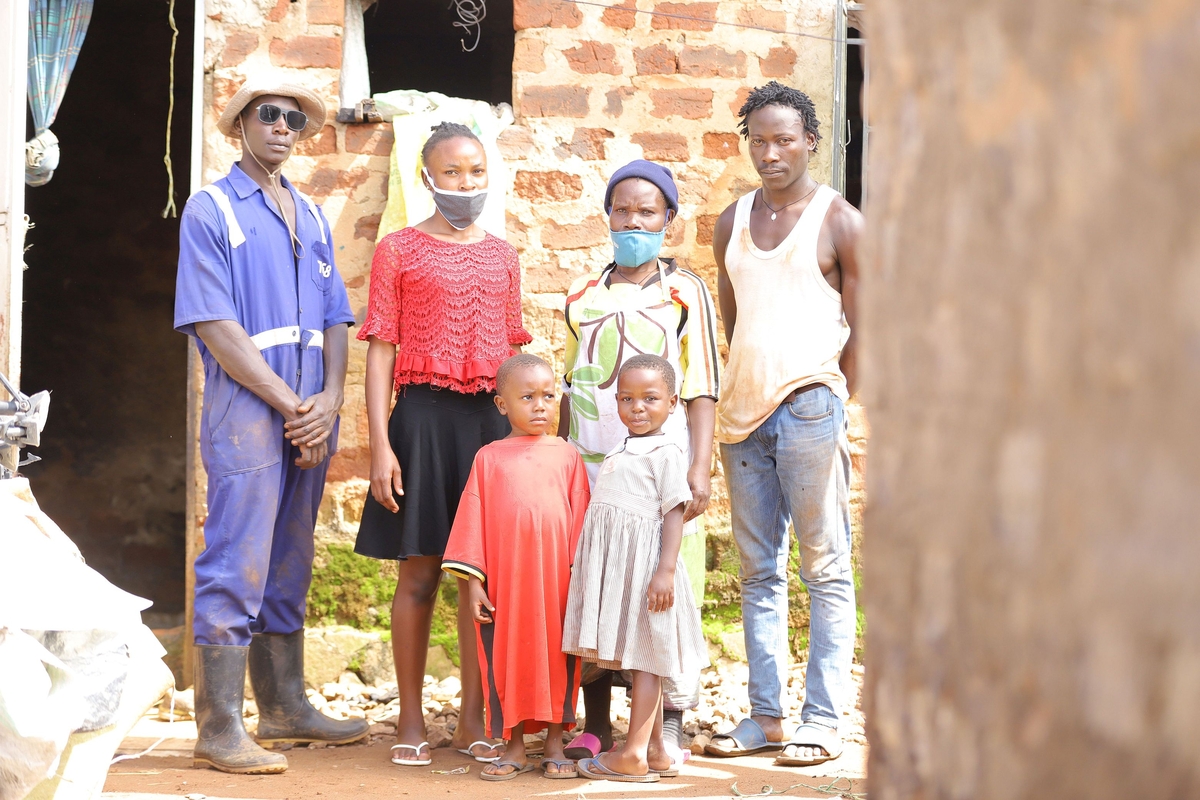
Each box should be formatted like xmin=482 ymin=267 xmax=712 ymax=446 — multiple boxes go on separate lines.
xmin=603 ymin=159 xmax=680 ymax=214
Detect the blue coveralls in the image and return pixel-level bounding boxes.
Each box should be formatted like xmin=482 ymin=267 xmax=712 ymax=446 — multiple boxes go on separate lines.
xmin=175 ymin=163 xmax=355 ymax=646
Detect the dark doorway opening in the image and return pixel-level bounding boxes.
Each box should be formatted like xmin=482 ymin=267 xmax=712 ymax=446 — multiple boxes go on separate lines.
xmin=364 ymin=0 xmax=515 ymax=105
xmin=22 ymin=0 xmax=192 ymax=623
xmin=845 ymin=27 xmax=866 ymax=209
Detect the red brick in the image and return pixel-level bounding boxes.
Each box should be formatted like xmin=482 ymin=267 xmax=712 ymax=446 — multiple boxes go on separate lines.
xmin=513 ymin=170 xmax=584 ymax=201
xmin=605 ymin=87 xmax=635 ymax=116
xmin=702 ymin=131 xmax=740 ymax=159
xmin=325 ymin=446 xmax=368 ymax=483
xmin=506 ymin=212 xmax=530 ymax=250
xmin=269 ymin=36 xmax=341 ymax=69
xmin=266 ymin=0 xmax=289 ymax=22
xmin=221 ymin=32 xmax=259 ymax=67
xmin=344 ymin=123 xmax=394 ymax=155
xmin=563 ymin=41 xmax=621 ymax=75
xmin=294 ymin=124 xmax=337 ymax=155
xmin=696 ymin=213 xmax=719 ymax=245
xmin=651 ymin=2 xmax=716 ymax=30
xmin=354 ymin=213 xmax=382 ymax=240
xmin=497 ymin=126 xmax=536 ymax=159
xmin=513 ymin=38 xmax=546 ymax=73
xmin=736 ymin=7 xmax=786 ymax=30
xmin=212 ymin=75 xmax=241 ymax=121
xmin=562 ymin=127 xmax=614 ymax=160
xmin=520 ymin=85 xmax=589 ymax=118
xmin=297 ymin=168 xmax=337 ymax=198
xmin=540 ymin=216 xmax=609 ymax=249
xmin=513 ymin=0 xmax=582 ymax=29
xmin=678 ymin=45 xmax=746 ymax=78
xmin=664 ymin=221 xmax=684 ymax=247
xmin=634 ymin=44 xmax=677 ymax=75
xmin=759 ymin=46 xmax=797 ymax=78
xmin=345 ymin=274 xmax=366 ymax=288
xmin=650 ymin=88 xmax=713 ymax=119
xmin=730 ymin=86 xmax=752 ymax=116
xmin=308 ymin=0 xmax=343 ymax=24
xmin=523 ymin=252 xmax=575 ymax=293
xmin=601 ymin=0 xmax=637 ymax=29
xmin=630 ymin=132 xmax=689 ymax=162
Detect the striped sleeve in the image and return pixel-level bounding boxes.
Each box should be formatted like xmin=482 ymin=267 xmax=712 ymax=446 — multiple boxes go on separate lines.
xmin=673 ymin=269 xmax=721 ymax=401
xmin=442 ymin=462 xmax=488 ymax=583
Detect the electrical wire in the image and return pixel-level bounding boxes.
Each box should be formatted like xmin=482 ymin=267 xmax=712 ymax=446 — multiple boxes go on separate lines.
xmin=451 ymin=0 xmax=486 ymax=52
xmin=161 ymin=0 xmax=179 ymax=219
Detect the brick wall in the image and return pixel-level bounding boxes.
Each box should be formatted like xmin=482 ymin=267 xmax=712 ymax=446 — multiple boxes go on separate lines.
xmin=193 ymin=0 xmax=861 ymax=594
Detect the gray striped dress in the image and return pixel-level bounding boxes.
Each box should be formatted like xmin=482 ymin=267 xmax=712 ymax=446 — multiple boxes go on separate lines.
xmin=561 ymin=435 xmax=710 ymax=679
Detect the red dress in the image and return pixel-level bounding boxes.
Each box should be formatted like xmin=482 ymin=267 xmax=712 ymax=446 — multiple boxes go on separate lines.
xmin=442 ymin=437 xmax=591 ymax=739
xmin=357 ymin=228 xmax=533 ymax=394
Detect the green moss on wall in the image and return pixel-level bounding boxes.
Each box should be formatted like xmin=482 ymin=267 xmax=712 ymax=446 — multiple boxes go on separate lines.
xmin=306 ymin=543 xmax=462 ymax=665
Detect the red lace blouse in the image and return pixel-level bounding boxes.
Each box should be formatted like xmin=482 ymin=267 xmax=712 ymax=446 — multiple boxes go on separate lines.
xmin=358 ymin=228 xmax=533 ymax=394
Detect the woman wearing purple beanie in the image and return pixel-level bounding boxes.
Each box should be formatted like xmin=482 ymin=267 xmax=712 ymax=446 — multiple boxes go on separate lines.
xmin=557 ymin=160 xmax=721 ymax=772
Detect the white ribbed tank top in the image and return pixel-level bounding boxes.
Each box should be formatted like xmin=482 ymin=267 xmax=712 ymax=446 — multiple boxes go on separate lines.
xmin=716 ymin=185 xmax=850 ymax=444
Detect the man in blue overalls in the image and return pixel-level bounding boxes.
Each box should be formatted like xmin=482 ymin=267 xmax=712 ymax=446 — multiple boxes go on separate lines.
xmin=175 ymin=76 xmax=367 ymax=774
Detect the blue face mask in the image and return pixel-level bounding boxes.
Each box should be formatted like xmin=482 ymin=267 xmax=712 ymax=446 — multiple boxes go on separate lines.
xmin=611 ymin=221 xmax=671 ymax=268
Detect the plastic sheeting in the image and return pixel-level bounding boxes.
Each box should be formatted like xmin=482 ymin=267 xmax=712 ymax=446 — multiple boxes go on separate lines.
xmin=0 ymin=478 xmax=164 ymax=800
xmin=372 ymin=90 xmax=514 ymax=242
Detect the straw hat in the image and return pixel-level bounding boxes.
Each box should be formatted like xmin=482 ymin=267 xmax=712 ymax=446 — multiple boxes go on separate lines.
xmin=217 ymin=75 xmax=326 ymax=141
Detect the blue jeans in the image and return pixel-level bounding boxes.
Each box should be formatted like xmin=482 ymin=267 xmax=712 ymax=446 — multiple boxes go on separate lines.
xmin=720 ymin=384 xmax=854 ymax=729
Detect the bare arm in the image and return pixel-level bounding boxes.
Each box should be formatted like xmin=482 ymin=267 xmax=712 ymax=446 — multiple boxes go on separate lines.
xmin=365 ymin=337 xmax=404 ymax=512
xmin=713 ymin=204 xmax=738 ymax=346
xmin=647 ymin=504 xmax=685 ymax=613
xmin=195 ymin=320 xmax=302 ymax=419
xmin=285 ymin=324 xmax=350 ymax=447
xmin=557 ymin=393 xmax=571 ymax=440
xmin=683 ymin=396 xmax=715 ymax=522
xmin=830 ymin=201 xmax=864 ymax=398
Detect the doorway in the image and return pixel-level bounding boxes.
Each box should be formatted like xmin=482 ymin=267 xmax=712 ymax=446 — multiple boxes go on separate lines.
xmin=21 ymin=0 xmax=193 ymax=623
xmin=364 ymin=0 xmax=515 ymax=105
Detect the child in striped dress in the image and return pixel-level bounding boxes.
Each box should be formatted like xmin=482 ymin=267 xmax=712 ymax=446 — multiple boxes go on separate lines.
xmin=562 ymin=355 xmax=709 ymax=783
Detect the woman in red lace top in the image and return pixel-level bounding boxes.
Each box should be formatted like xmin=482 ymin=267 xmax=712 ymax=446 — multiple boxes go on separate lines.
xmin=354 ymin=123 xmax=531 ymax=767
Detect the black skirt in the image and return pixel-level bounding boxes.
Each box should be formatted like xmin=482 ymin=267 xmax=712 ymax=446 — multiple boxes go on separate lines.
xmin=355 ymin=383 xmax=509 ymax=560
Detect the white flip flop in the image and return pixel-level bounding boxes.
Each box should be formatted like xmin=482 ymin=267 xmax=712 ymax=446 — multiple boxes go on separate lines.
xmin=457 ymin=740 xmax=501 ymax=763
xmin=390 ymin=742 xmax=432 ymax=766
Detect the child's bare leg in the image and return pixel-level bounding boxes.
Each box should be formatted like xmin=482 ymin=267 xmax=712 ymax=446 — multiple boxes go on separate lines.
xmin=542 ymin=722 xmax=576 ymax=776
xmin=451 ymin=578 xmax=500 ymax=759
xmin=482 ymin=721 xmax=527 ymax=777
xmin=645 ymin=703 xmax=674 ymax=772
xmin=599 ymin=670 xmax=660 ymax=776
xmin=391 ymin=557 xmax=442 ymax=762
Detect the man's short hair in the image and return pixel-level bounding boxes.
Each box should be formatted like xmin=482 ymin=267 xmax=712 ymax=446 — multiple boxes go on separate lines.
xmin=737 ymin=81 xmax=822 ymax=152
xmin=496 ymin=353 xmax=552 ymax=394
xmin=618 ymin=354 xmax=677 ymax=396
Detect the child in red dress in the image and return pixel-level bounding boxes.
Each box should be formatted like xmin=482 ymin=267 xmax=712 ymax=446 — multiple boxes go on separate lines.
xmin=442 ymin=354 xmax=591 ymax=781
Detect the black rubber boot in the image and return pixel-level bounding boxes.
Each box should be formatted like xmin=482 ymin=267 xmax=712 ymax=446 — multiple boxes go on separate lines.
xmin=193 ymin=645 xmax=288 ymax=774
xmin=662 ymin=709 xmax=684 ymax=749
xmin=249 ymin=631 xmax=370 ymax=746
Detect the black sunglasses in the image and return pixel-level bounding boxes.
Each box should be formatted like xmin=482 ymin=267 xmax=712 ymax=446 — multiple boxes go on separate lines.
xmin=256 ymin=103 xmax=308 ymax=132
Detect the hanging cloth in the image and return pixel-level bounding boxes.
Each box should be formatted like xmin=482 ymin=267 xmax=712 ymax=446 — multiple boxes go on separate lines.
xmin=25 ymin=0 xmax=94 ymax=186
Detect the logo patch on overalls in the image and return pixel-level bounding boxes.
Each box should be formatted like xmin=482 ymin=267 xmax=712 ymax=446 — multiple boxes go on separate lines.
xmin=318 ymin=260 xmax=332 ymax=278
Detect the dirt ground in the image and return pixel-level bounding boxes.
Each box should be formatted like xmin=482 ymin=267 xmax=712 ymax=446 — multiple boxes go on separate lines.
xmin=103 ymin=738 xmax=868 ymax=800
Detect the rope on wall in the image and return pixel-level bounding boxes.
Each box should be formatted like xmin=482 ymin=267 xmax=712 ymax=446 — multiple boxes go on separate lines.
xmin=451 ymin=0 xmax=486 ymax=52
xmin=161 ymin=0 xmax=179 ymax=218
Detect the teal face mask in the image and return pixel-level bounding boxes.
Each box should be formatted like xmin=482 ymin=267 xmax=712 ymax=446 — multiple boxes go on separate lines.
xmin=611 ymin=225 xmax=668 ymax=267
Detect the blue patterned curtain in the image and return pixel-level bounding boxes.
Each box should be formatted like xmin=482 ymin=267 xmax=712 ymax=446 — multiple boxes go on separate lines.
xmin=25 ymin=0 xmax=93 ymax=186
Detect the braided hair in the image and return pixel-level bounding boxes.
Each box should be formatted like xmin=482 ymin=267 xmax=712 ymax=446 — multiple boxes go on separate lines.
xmin=421 ymin=121 xmax=481 ymax=164
xmin=736 ymin=81 xmax=822 ymax=152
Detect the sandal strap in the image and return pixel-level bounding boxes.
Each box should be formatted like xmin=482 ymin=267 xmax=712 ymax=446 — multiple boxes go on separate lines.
xmin=390 ymin=742 xmax=430 ymax=753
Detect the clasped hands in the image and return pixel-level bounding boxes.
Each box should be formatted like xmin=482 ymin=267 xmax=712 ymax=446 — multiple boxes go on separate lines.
xmin=284 ymin=390 xmax=342 ymax=469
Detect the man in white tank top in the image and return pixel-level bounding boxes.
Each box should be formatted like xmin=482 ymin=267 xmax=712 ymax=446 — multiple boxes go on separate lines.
xmin=704 ymin=82 xmax=864 ymax=768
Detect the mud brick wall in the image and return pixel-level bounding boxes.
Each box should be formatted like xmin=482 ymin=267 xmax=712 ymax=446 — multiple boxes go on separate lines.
xmin=863 ymin=1 xmax=1200 ymax=796
xmin=190 ymin=0 xmax=864 ymax=653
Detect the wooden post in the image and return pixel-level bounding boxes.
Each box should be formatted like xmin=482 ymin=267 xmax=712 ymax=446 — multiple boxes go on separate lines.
xmin=0 ymin=0 xmax=27 ymax=384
